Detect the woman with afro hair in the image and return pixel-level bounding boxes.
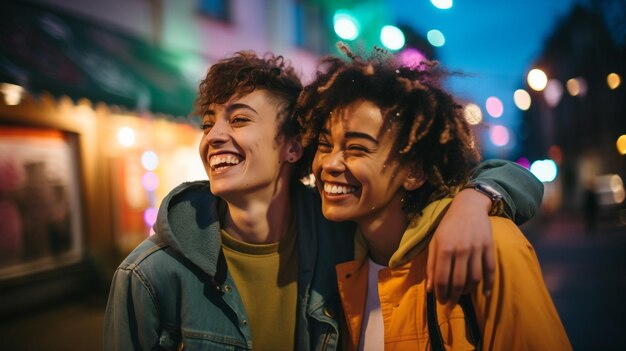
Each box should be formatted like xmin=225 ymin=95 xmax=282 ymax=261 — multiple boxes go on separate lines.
xmin=296 ymin=44 xmax=572 ymax=351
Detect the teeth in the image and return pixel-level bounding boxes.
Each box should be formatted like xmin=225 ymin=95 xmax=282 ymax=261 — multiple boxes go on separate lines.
xmin=209 ymin=154 xmax=241 ymax=169
xmin=324 ymin=183 xmax=357 ymax=195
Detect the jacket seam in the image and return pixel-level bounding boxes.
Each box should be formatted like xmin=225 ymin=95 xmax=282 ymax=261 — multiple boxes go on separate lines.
xmin=124 ymin=266 xmax=162 ymax=320
xmin=182 ymin=329 xmax=249 ymax=348
xmin=115 ymin=241 xmax=168 ymax=321
xmin=119 ymin=239 xmax=169 ymax=270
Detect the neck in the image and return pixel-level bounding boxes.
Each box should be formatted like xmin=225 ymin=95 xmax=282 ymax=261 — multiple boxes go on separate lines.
xmin=222 ymin=173 xmax=293 ymax=244
xmin=357 ymin=194 xmax=408 ymax=266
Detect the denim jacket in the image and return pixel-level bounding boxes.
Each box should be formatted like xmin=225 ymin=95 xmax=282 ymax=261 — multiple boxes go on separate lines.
xmin=103 ymin=181 xmax=355 ymax=350
xmin=104 ymin=159 xmax=543 ymax=350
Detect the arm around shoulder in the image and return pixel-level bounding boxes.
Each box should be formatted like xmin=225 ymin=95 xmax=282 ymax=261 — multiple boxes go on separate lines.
xmin=470 ymin=159 xmax=544 ymax=224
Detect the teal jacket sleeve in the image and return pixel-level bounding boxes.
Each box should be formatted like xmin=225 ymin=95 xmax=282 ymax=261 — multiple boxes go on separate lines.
xmin=470 ymin=159 xmax=543 ymax=225
xmin=103 ymin=267 xmax=162 ymax=350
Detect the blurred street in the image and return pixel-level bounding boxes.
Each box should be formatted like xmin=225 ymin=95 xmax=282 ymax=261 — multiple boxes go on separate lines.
xmin=0 ymin=210 xmax=624 ymax=351
xmin=524 ymin=210 xmax=626 ymax=351
xmin=0 ymin=1 xmax=624 ymax=350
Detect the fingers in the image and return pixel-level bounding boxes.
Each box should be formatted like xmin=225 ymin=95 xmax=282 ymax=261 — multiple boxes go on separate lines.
xmin=482 ymin=241 xmax=496 ymax=296
xmin=433 ymin=243 xmax=490 ymax=307
xmin=464 ymin=248 xmax=483 ymax=294
xmin=433 ymin=247 xmax=453 ymax=304
xmin=445 ymin=247 xmax=471 ymax=307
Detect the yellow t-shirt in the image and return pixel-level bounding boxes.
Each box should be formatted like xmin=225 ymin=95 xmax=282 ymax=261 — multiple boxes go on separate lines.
xmin=220 ymin=219 xmax=299 ymax=351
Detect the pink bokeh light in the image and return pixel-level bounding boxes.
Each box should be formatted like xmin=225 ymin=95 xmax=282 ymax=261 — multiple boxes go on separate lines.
xmin=398 ymin=48 xmax=427 ymax=69
xmin=490 ymin=125 xmax=510 ymax=146
xmin=144 ymin=207 xmax=158 ymax=227
xmin=142 ymin=172 xmax=159 ymax=192
xmin=485 ymin=97 xmax=504 ymax=118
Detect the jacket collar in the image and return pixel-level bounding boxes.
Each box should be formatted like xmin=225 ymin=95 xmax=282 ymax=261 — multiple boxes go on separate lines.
xmin=389 ymin=198 xmax=453 ymax=268
xmin=351 ymin=197 xmax=453 ymax=268
xmin=153 ymin=180 xmax=335 ymax=281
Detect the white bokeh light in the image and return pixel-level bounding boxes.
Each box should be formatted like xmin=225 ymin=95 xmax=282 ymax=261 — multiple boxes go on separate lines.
xmin=380 ymin=25 xmax=405 ymax=50
xmin=117 ymin=127 xmax=136 ymax=147
xmin=530 ymin=159 xmax=558 ymax=182
xmin=463 ymin=103 xmax=483 ymax=125
xmin=141 ymin=150 xmax=159 ymax=171
xmin=427 ymin=29 xmax=445 ymax=47
xmin=513 ymin=89 xmax=531 ymax=110
xmin=431 ymin=0 xmax=453 ymax=10
xmin=527 ymin=69 xmax=548 ymax=91
xmin=333 ymin=13 xmax=359 ymax=40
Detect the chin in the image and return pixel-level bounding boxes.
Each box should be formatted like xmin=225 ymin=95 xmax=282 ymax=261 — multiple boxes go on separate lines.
xmin=322 ymin=207 xmax=353 ymax=223
xmin=208 ymin=182 xmax=233 ymax=197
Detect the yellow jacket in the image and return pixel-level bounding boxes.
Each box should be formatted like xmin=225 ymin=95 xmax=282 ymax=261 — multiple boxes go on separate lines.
xmin=336 ymin=199 xmax=572 ymax=350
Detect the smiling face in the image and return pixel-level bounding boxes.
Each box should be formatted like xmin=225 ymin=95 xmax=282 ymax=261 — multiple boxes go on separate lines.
xmin=199 ymin=89 xmax=298 ymax=201
xmin=312 ymin=100 xmax=422 ymax=225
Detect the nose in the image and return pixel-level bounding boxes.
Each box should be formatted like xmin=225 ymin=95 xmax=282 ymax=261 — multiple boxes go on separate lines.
xmin=206 ymin=119 xmax=229 ymax=147
xmin=321 ymin=148 xmax=345 ymax=176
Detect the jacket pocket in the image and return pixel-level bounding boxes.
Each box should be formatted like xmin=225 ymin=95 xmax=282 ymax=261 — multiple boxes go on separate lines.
xmin=182 ymin=328 xmax=250 ymax=350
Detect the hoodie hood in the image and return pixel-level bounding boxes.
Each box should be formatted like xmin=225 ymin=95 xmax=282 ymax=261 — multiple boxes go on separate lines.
xmin=154 ymin=180 xmax=222 ymax=277
xmin=389 ymin=198 xmax=453 ymax=268
xmin=353 ymin=197 xmax=453 ymax=268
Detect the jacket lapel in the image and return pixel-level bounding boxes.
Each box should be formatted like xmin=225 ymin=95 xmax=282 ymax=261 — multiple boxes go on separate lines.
xmin=336 ymin=259 xmax=369 ymax=350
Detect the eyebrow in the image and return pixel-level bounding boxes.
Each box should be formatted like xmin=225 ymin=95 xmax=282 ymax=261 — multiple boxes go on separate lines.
xmin=227 ymin=103 xmax=258 ymax=115
xmin=206 ymin=103 xmax=258 ymax=117
xmin=345 ymin=131 xmax=379 ymax=144
xmin=320 ymin=128 xmax=379 ymax=144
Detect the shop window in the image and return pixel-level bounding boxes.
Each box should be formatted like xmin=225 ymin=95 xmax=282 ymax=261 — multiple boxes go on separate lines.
xmin=294 ymin=0 xmax=328 ymax=53
xmin=0 ymin=127 xmax=83 ymax=280
xmin=198 ymin=0 xmax=230 ymax=22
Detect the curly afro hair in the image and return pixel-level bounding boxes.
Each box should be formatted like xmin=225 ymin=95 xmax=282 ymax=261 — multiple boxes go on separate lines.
xmin=295 ymin=43 xmax=481 ymax=215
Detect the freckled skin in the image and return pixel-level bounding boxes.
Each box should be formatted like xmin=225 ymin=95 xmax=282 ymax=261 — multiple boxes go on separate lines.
xmin=199 ymin=90 xmax=291 ymax=201
xmin=312 ymin=100 xmax=410 ymax=225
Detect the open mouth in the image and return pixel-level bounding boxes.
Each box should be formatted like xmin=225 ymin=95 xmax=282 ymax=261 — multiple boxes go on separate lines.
xmin=323 ymin=182 xmax=358 ymax=196
xmin=209 ymin=153 xmax=243 ymax=172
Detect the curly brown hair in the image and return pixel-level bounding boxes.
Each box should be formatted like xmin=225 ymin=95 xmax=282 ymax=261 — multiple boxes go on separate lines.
xmin=194 ymin=51 xmax=303 ymax=139
xmin=295 ymin=44 xmax=481 ymax=215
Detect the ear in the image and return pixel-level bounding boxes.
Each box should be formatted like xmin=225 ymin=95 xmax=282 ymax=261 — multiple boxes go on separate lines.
xmin=403 ymin=164 xmax=425 ymax=191
xmin=285 ymin=136 xmax=304 ymax=163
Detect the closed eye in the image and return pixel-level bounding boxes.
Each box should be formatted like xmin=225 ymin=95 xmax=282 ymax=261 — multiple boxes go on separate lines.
xmin=317 ymin=139 xmax=332 ymax=151
xmin=231 ymin=115 xmax=251 ymax=125
xmin=200 ymin=122 xmax=214 ymax=132
xmin=347 ymin=144 xmax=371 ymax=154
xmin=348 ymin=145 xmax=370 ymax=151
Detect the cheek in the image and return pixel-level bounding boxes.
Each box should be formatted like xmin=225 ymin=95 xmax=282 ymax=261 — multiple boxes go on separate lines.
xmin=198 ymin=136 xmax=208 ymax=159
xmin=312 ymin=154 xmax=322 ymax=175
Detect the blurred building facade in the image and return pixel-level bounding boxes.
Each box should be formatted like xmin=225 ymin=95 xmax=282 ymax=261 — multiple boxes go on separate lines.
xmin=522 ymin=4 xmax=626 ymax=214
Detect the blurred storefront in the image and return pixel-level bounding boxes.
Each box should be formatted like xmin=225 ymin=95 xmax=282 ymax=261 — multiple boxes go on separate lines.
xmin=0 ymin=1 xmax=206 ymax=315
xmin=0 ymin=0 xmax=375 ymax=316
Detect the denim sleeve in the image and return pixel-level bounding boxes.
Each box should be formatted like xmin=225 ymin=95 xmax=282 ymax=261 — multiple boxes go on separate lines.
xmin=470 ymin=159 xmax=544 ymax=225
xmin=103 ymin=267 xmax=161 ymax=350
